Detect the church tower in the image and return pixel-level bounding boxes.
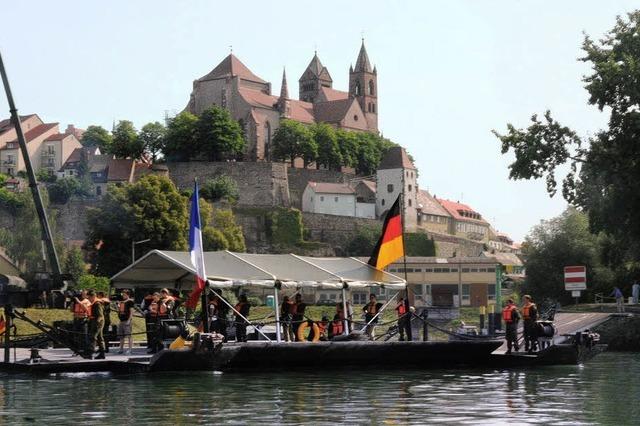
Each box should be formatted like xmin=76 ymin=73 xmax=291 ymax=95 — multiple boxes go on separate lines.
xmin=349 ymin=40 xmax=378 ymax=131
xmin=298 ymin=52 xmax=333 ymax=103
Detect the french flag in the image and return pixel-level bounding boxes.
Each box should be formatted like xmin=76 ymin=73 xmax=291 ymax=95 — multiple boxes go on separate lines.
xmin=186 ymin=180 xmax=207 ymax=309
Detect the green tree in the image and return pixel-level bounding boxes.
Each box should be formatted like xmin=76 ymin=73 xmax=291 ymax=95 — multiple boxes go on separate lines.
xmin=163 ymin=111 xmax=198 ymax=161
xmin=200 ymin=175 xmax=239 ymax=203
xmin=75 ymin=274 xmax=110 ymax=293
xmin=522 ymin=208 xmax=614 ymax=303
xmin=195 ymin=106 xmax=245 ymax=161
xmin=81 ymin=125 xmax=113 ymax=152
xmin=211 ymin=208 xmax=246 ymax=252
xmin=86 ymin=175 xmax=188 ymax=276
xmin=272 ymin=119 xmax=317 ymax=166
xmin=336 ymin=129 xmax=359 ymax=169
xmin=63 ymin=246 xmax=86 ymax=282
xmin=47 ymin=177 xmax=83 ymax=204
xmin=344 ymin=225 xmax=381 ymax=256
xmin=111 ymin=120 xmax=143 ymax=159
xmin=311 ymin=123 xmax=342 ymax=170
xmin=493 ymin=11 xmax=640 ymax=263
xmin=139 ymin=121 xmax=166 ymax=162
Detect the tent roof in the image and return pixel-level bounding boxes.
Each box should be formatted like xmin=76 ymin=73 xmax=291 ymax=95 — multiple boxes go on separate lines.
xmin=110 ymin=250 xmax=405 ymax=290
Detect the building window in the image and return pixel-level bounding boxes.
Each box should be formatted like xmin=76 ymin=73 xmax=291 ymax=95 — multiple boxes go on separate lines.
xmin=461 ymin=284 xmax=470 ymax=305
xmin=334 ymin=197 xmax=338 ymax=202
xmin=310 ymin=197 xmax=313 ymax=203
xmin=381 ymin=199 xmax=385 ymax=206
xmin=488 ymin=284 xmax=496 ymax=302
xmin=371 ymin=103 xmax=376 ymax=113
xmin=408 ymin=199 xmax=412 ymax=207
xmin=355 ymin=81 xmax=361 ymax=96
xmin=368 ymin=80 xmax=375 ymax=95
xmin=96 ymin=186 xmax=102 ymax=196
xmin=353 ymin=115 xmax=358 ymax=121
xmin=387 ymin=184 xmax=393 ymax=193
xmin=264 ymin=121 xmax=272 ymax=161
xmin=408 ymin=184 xmax=412 ymax=192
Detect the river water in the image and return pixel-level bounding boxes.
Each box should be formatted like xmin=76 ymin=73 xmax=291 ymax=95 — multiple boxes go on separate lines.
xmin=0 ymin=352 xmax=638 ymax=425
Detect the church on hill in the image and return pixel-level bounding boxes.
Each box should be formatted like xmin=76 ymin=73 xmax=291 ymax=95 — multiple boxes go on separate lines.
xmin=185 ymin=41 xmax=379 ymax=161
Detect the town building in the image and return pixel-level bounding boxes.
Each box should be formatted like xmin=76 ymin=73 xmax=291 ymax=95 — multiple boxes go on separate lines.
xmin=435 ymin=198 xmax=490 ymax=243
xmin=0 ymin=115 xmax=82 ymax=177
xmin=302 ymin=181 xmax=356 ymax=217
xmin=416 ymin=190 xmax=452 ymax=234
xmin=185 ymin=41 xmax=378 ymax=161
xmin=58 ymin=146 xmax=101 ymax=178
xmin=375 ymin=146 xmax=418 ymax=229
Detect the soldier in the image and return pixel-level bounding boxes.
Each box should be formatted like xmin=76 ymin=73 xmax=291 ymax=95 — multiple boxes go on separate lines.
xmin=522 ymin=295 xmax=538 ymax=353
xmin=87 ymin=290 xmax=106 ymax=359
xmin=502 ymin=298 xmax=520 ymax=355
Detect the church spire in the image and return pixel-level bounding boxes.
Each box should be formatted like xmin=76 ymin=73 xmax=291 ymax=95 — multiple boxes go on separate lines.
xmin=280 ymin=68 xmax=289 ymax=99
xmin=354 ymin=39 xmax=373 ymax=73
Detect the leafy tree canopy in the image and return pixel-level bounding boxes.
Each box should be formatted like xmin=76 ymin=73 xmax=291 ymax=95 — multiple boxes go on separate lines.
xmin=200 ymin=175 xmax=239 ymax=203
xmin=195 ymin=106 xmax=245 ymax=161
xmin=81 ymin=125 xmax=113 ymax=152
xmin=139 ymin=121 xmax=166 ymax=162
xmin=312 ymin=123 xmax=342 ymax=170
xmin=63 ymin=246 xmax=86 ymax=282
xmin=163 ymin=111 xmax=198 ymax=161
xmin=494 ymin=11 xmax=640 ymax=263
xmin=111 ymin=120 xmax=144 ymax=159
xmin=272 ymin=119 xmax=317 ymax=166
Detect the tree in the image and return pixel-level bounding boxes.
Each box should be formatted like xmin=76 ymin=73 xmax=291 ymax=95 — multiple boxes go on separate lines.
xmin=163 ymin=111 xmax=198 ymax=161
xmin=86 ymin=175 xmax=188 ymax=276
xmin=63 ymin=247 xmax=86 ymax=282
xmin=311 ymin=123 xmax=342 ymax=170
xmin=139 ymin=121 xmax=166 ymax=162
xmin=111 ymin=120 xmax=143 ymax=159
xmin=81 ymin=125 xmax=113 ymax=152
xmin=47 ymin=177 xmax=83 ymax=204
xmin=522 ymin=208 xmax=614 ymax=303
xmin=336 ymin=129 xmax=359 ymax=169
xmin=493 ymin=11 xmax=640 ymax=264
xmin=75 ymin=274 xmax=110 ymax=293
xmin=344 ymin=225 xmax=380 ymax=256
xmin=272 ymin=119 xmax=317 ymax=166
xmin=195 ymin=106 xmax=245 ymax=161
xmin=200 ymin=175 xmax=239 ymax=203
xmin=211 ymin=208 xmax=246 ymax=252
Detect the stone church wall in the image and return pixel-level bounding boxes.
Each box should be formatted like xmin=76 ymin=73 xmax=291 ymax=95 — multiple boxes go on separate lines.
xmin=167 ymin=161 xmax=290 ymax=207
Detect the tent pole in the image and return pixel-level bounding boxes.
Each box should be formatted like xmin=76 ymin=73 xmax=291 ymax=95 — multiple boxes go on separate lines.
xmin=274 ymin=283 xmax=281 ymax=343
xmin=341 ymin=285 xmax=349 ymax=335
xmin=361 ymin=291 xmax=399 ymax=331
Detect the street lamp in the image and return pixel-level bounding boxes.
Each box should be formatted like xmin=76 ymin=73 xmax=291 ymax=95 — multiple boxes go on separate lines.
xmin=131 ymin=238 xmax=151 ymax=264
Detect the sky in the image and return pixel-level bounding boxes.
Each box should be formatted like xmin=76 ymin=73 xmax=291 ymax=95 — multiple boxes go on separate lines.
xmin=1 ymin=1 xmax=637 ymax=241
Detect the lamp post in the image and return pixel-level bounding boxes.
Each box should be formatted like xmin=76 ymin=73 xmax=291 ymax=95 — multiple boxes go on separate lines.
xmin=131 ymin=238 xmax=151 ymax=264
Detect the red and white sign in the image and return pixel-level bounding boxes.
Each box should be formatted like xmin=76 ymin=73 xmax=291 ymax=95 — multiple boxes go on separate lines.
xmin=564 ymin=266 xmax=587 ymax=290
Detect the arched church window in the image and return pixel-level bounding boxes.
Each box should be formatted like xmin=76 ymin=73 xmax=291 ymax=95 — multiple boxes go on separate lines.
xmin=371 ymin=103 xmax=376 ymax=113
xmin=264 ymin=121 xmax=272 ymax=161
xmin=368 ymin=80 xmax=375 ymax=95
xmin=355 ymin=81 xmax=361 ymax=96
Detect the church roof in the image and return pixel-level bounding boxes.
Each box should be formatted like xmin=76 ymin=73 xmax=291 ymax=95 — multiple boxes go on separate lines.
xmin=320 ymin=87 xmax=349 ymax=101
xmin=300 ymin=53 xmax=332 ymax=83
xmin=289 ymin=100 xmax=315 ymax=123
xmin=313 ymin=98 xmax=356 ymax=124
xmin=354 ymin=41 xmax=373 ymax=73
xmin=238 ymin=87 xmax=278 ymax=109
xmin=239 ymin=88 xmax=315 ymax=124
xmin=378 ymin=146 xmax=415 ymax=170
xmin=199 ymin=54 xmax=266 ymax=84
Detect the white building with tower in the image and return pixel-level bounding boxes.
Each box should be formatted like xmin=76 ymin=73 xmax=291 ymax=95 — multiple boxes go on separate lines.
xmin=375 ymin=146 xmax=418 ymax=231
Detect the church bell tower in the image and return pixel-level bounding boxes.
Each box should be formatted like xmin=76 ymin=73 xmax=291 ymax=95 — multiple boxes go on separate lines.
xmin=349 ymin=40 xmax=378 ymax=131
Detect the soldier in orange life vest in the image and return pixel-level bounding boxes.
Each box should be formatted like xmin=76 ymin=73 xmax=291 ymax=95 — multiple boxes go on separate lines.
xmin=522 ymin=295 xmax=538 ymax=353
xmin=395 ymin=297 xmax=409 ymax=341
xmin=234 ymin=294 xmax=250 ymax=342
xmin=363 ymin=294 xmax=383 ymax=338
xmin=329 ymin=314 xmax=344 ymax=339
xmin=502 ymin=298 xmax=521 ymax=354
xmin=87 ymin=290 xmax=106 ymax=359
xmin=70 ymin=290 xmax=91 ymax=355
xmin=117 ymin=290 xmax=135 ymax=354
xmin=280 ymin=296 xmax=294 ymax=342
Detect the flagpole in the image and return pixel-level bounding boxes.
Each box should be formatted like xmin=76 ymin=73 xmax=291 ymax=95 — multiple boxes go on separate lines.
xmin=400 ymin=173 xmax=412 ymax=341
xmin=195 ymin=178 xmax=209 ymax=333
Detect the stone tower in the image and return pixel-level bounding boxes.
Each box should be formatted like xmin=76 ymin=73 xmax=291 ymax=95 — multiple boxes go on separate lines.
xmin=298 ymin=52 xmax=333 ymax=103
xmin=375 ymin=146 xmax=418 ymax=231
xmin=349 ymin=40 xmax=378 ymax=131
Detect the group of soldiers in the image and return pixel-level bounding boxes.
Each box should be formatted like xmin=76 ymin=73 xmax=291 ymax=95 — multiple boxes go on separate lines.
xmin=502 ymin=295 xmax=539 ymax=354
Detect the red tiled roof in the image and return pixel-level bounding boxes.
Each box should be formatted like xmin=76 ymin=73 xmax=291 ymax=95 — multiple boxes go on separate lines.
xmin=44 ymin=133 xmax=69 ymax=141
xmin=378 ymin=146 xmax=415 ymax=170
xmin=320 ymin=86 xmax=349 ymax=101
xmin=8 ymin=123 xmax=58 ymax=144
xmin=238 ymin=88 xmax=278 ymax=109
xmin=0 ymin=114 xmax=38 ymax=134
xmin=288 ymin=100 xmax=315 ymax=124
xmin=313 ymin=98 xmax=355 ymax=123
xmin=436 ymin=198 xmax=488 ymax=224
xmin=61 ymin=147 xmax=82 ymax=168
xmin=199 ymin=54 xmax=266 ymax=84
xmin=306 ymin=181 xmax=355 ymax=195
xmin=107 ymin=158 xmax=134 ymax=182
xmin=417 ymin=190 xmax=450 ymax=217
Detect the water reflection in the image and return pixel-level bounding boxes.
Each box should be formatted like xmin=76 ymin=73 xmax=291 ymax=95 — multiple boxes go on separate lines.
xmin=0 ymin=353 xmax=637 ymax=424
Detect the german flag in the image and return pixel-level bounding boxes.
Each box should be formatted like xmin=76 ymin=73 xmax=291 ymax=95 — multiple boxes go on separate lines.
xmin=368 ymin=195 xmax=404 ymax=270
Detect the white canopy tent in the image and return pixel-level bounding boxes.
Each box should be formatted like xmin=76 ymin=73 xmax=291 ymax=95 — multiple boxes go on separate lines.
xmin=110 ymin=250 xmax=406 ymax=290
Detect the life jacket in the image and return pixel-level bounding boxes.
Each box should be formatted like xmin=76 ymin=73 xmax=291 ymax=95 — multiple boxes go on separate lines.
xmin=317 ymin=321 xmax=327 ymax=337
xmin=73 ymin=301 xmax=88 ymax=318
xmin=287 ymin=301 xmax=297 ymax=315
xmin=366 ymin=302 xmax=378 ymax=315
xmin=331 ymin=321 xmax=344 ymax=336
xmin=88 ymin=301 xmax=102 ymax=320
xmin=118 ymin=300 xmax=129 ymax=315
xmin=502 ymin=305 xmax=517 ymax=323
xmin=336 ymin=306 xmax=345 ymax=320
xmin=158 ymin=301 xmax=169 ymax=316
xmin=396 ymin=303 xmax=406 ymax=316
xmin=522 ymin=303 xmax=536 ymax=320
